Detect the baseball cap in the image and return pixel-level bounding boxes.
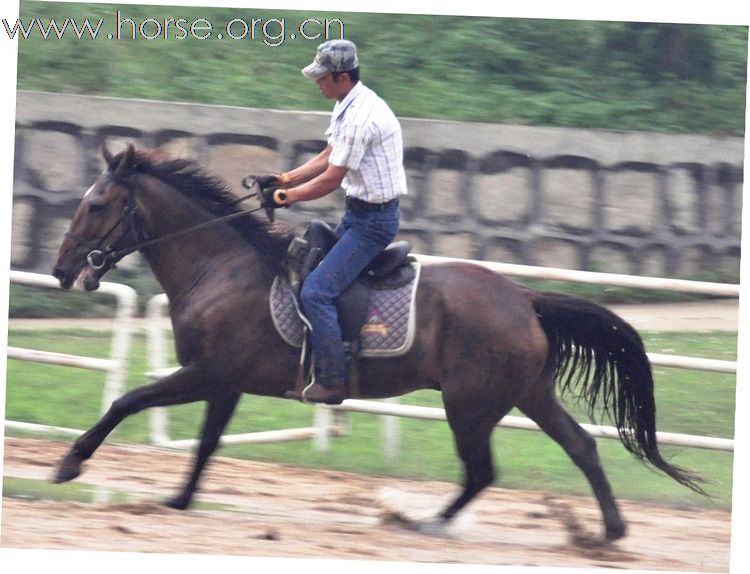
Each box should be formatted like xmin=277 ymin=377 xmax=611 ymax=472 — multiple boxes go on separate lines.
xmin=302 ymin=39 xmax=359 ymax=80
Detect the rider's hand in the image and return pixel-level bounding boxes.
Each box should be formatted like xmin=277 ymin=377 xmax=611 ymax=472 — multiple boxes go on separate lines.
xmin=256 ymin=173 xmax=290 ymax=191
xmin=261 ymin=187 xmax=290 ymax=209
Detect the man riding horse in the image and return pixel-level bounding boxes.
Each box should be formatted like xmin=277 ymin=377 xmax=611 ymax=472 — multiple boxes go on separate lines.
xmin=259 ymin=39 xmax=407 ymax=405
xmin=50 ymin=39 xmax=704 ymax=541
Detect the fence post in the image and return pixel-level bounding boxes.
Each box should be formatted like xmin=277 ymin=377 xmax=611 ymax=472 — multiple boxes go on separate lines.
xmin=6 ymin=271 xmax=138 ymax=433
xmin=101 ymin=282 xmax=138 ymax=413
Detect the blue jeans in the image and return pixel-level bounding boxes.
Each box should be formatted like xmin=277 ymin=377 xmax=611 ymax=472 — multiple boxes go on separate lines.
xmin=300 ymin=201 xmax=400 ymax=386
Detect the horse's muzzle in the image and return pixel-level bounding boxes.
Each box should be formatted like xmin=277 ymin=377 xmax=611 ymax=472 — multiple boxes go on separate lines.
xmin=52 ymin=264 xmax=76 ymax=290
xmin=81 ymin=270 xmax=102 ymax=291
xmin=52 ymin=256 xmax=102 ymax=292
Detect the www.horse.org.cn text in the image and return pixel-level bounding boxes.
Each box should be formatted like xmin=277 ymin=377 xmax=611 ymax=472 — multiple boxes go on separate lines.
xmin=2 ymin=12 xmax=346 ymax=46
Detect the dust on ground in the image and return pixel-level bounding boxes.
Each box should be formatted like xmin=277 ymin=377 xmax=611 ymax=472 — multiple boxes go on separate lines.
xmin=0 ymin=437 xmax=731 ymax=571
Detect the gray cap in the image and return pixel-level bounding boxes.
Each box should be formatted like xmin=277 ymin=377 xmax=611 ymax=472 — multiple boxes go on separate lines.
xmin=302 ymin=39 xmax=359 ymax=80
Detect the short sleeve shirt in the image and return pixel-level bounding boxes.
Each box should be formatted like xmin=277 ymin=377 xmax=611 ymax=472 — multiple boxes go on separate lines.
xmin=326 ymin=82 xmax=408 ymax=203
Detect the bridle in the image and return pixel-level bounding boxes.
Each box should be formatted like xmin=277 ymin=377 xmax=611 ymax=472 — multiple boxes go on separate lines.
xmin=64 ymin=174 xmax=267 ymax=277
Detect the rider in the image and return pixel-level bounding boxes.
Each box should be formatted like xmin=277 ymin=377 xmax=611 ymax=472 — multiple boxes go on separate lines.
xmin=260 ymin=39 xmax=407 ymax=405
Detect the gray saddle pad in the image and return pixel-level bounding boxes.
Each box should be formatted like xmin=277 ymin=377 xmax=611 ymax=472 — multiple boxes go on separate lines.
xmin=269 ymin=262 xmax=421 ymax=358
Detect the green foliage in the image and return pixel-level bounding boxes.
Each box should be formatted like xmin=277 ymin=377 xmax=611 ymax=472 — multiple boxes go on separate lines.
xmin=8 ymin=263 xmax=163 ymax=318
xmin=8 ymin=283 xmax=117 ymax=318
xmin=514 ymin=279 xmax=713 ymax=304
xmin=7 ymin=264 xmax=733 ymax=318
xmin=4 ymin=328 xmax=737 ymax=508
xmin=14 ymin=2 xmax=747 ymax=135
xmin=6 ymin=267 xmax=726 ymax=319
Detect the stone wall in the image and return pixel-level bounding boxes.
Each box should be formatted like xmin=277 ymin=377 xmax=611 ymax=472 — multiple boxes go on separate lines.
xmin=12 ymin=91 xmax=744 ymax=281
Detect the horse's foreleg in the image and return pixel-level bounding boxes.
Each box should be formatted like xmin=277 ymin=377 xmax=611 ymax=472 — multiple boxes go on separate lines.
xmin=165 ymin=391 xmax=240 ymax=510
xmin=519 ymin=392 xmax=626 ymax=541
xmin=53 ymin=365 xmax=208 ymax=484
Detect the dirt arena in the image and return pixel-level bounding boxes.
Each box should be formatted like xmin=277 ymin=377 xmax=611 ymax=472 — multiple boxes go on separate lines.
xmin=0 ymin=437 xmax=731 ymax=571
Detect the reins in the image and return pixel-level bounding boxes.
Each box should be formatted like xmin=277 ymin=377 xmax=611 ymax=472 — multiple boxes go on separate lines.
xmin=71 ymin=175 xmax=267 ymax=274
xmin=104 ymin=196 xmax=265 ymax=260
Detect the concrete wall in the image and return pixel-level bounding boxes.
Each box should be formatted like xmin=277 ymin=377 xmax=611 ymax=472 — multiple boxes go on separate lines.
xmin=12 ymin=90 xmax=744 ymax=281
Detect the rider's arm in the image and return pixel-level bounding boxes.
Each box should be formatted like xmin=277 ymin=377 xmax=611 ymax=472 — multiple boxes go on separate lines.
xmin=279 ymin=146 xmax=332 ymax=187
xmin=279 ymin=163 xmax=347 ymax=204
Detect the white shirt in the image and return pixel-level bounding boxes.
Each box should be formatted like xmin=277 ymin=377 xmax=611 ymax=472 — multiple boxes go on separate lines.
xmin=326 ymin=82 xmax=408 ymax=203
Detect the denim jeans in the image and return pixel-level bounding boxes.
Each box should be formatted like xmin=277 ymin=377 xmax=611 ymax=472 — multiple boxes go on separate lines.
xmin=300 ymin=201 xmax=400 ymax=386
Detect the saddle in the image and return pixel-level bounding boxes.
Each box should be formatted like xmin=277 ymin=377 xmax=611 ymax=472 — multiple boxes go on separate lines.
xmin=283 ymin=220 xmax=418 ymax=398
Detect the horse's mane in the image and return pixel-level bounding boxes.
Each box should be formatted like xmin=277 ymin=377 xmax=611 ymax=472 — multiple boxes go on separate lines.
xmin=108 ymin=148 xmax=291 ymax=274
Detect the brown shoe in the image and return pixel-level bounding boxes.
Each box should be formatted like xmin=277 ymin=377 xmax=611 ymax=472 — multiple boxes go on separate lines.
xmin=302 ymin=382 xmax=347 ymax=405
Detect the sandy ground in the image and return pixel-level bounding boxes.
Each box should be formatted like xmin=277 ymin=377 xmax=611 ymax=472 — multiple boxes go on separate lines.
xmin=608 ymin=298 xmax=739 ymax=332
xmin=0 ymin=437 xmax=731 ymax=571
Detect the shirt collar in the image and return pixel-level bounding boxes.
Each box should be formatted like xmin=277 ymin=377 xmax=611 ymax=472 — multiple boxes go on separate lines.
xmin=331 ymin=81 xmax=366 ymax=123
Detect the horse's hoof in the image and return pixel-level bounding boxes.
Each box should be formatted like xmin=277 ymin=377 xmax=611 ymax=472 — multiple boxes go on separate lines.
xmin=417 ymin=517 xmax=449 ymax=537
xmin=163 ymin=495 xmax=191 ymax=510
xmin=52 ymin=463 xmax=81 ymax=484
xmin=51 ymin=455 xmax=83 ymax=484
xmin=605 ymin=522 xmax=627 ymax=541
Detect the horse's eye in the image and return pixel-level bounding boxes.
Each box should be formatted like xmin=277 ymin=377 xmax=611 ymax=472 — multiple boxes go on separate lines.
xmin=89 ymin=204 xmax=106 ymax=214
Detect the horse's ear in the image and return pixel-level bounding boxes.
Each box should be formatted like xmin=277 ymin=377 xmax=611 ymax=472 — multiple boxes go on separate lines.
xmin=101 ymin=142 xmax=114 ymax=167
xmin=114 ymin=143 xmax=135 ymax=179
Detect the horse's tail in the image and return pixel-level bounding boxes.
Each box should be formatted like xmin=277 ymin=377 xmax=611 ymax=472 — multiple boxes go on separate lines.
xmin=530 ymin=291 xmax=707 ymax=496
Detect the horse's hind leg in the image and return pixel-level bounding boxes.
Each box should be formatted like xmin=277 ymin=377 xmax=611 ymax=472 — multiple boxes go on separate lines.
xmin=518 ymin=391 xmax=626 ymax=541
xmin=165 ymin=391 xmax=240 ymax=510
xmin=432 ymin=399 xmax=506 ymax=531
xmin=53 ymin=365 xmax=209 ymax=484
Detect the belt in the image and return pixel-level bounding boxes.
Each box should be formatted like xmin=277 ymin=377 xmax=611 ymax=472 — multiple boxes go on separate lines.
xmin=346 ymin=196 xmax=399 ymax=213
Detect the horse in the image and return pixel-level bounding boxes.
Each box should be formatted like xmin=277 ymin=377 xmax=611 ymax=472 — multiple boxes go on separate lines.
xmin=51 ymin=143 xmax=705 ymax=542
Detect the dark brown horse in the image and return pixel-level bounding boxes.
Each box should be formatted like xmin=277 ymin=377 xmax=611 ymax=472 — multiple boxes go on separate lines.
xmin=51 ymin=143 xmax=704 ymax=542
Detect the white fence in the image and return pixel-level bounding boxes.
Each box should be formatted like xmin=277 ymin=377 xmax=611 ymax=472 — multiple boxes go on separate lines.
xmin=145 ymin=255 xmax=738 ymax=455
xmin=144 ymin=293 xmax=344 ymax=449
xmin=5 ymin=270 xmax=138 ymax=438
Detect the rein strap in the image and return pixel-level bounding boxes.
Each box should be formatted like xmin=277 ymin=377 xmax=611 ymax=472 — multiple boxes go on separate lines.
xmin=73 ymin=184 xmax=264 ymax=274
xmin=112 ymin=202 xmax=266 ymax=260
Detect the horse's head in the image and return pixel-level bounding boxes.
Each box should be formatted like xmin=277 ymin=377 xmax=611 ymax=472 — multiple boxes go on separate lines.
xmin=52 ymin=142 xmax=140 ymax=291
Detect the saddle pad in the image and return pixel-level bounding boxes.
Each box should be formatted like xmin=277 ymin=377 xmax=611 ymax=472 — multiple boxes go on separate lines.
xmin=269 ymin=262 xmax=421 ymax=358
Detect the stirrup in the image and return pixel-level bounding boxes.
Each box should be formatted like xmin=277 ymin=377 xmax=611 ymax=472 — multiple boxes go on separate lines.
xmin=300 ymin=382 xmax=347 ymax=405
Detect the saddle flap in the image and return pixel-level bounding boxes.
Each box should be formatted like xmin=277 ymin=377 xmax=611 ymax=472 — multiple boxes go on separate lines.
xmin=270 ymin=261 xmax=421 ymax=359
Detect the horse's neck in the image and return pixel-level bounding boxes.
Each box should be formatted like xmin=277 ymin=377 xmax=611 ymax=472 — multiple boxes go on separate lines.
xmin=136 ymin=177 xmax=270 ymax=303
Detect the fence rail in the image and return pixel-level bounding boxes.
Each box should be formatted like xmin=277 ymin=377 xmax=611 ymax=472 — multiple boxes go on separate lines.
xmin=415 ymin=255 xmax=742 ymax=297
xmin=145 ymin=256 xmax=738 ymax=455
xmin=5 ymin=270 xmax=138 ymax=437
